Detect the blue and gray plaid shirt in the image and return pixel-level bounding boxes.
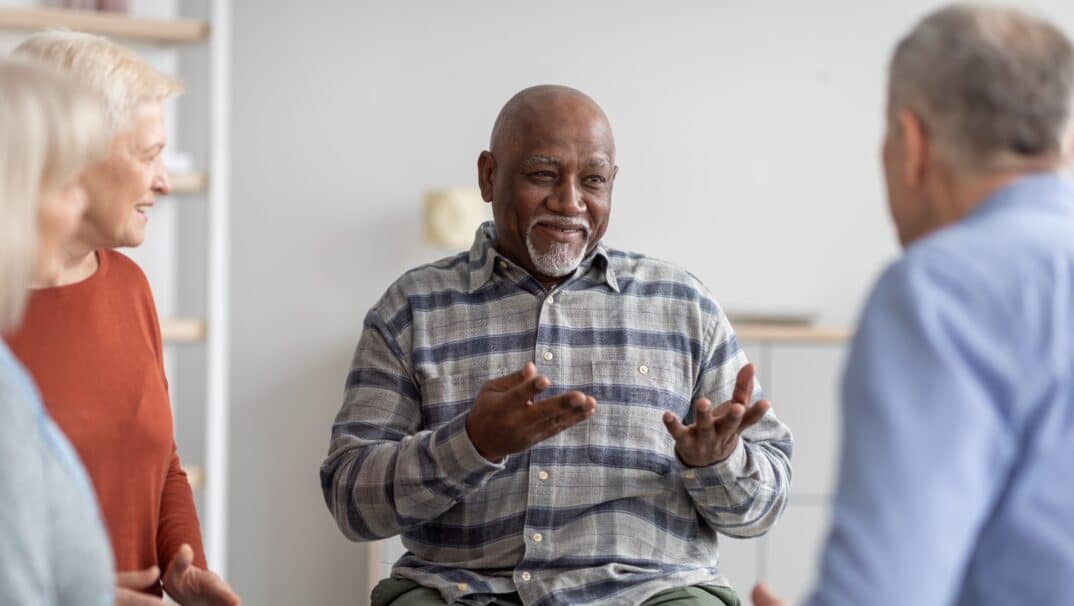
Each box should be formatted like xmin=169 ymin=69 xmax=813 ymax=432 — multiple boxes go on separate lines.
xmin=321 ymin=222 xmax=793 ymax=605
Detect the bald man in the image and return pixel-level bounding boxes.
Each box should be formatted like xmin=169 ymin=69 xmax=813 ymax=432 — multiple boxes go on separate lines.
xmin=321 ymin=85 xmax=793 ymax=606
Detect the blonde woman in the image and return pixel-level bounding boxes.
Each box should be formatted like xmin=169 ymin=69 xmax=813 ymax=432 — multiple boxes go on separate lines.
xmin=0 ymin=57 xmax=113 ymax=606
xmin=6 ymin=33 xmax=238 ymax=605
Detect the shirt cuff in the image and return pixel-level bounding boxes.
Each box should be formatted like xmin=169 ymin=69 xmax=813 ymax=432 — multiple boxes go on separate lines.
xmin=678 ymin=438 xmax=747 ymax=488
xmin=430 ymin=411 xmax=507 ymax=487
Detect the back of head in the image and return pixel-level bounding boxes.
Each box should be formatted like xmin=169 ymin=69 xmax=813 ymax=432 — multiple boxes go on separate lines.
xmin=12 ymin=30 xmax=182 ymax=134
xmin=0 ymin=59 xmax=108 ymax=331
xmin=889 ymin=4 xmax=1074 ymax=173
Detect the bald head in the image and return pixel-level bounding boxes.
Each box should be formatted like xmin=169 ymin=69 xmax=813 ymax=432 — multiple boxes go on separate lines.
xmin=489 ymin=85 xmax=615 ymax=157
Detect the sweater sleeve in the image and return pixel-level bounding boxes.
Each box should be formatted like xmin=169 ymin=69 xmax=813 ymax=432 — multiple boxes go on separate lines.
xmin=157 ymin=442 xmax=208 ymax=570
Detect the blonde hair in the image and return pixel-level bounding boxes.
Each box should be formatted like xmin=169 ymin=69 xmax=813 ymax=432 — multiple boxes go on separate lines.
xmin=0 ymin=59 xmax=109 ymax=331
xmin=12 ymin=30 xmax=182 ymax=133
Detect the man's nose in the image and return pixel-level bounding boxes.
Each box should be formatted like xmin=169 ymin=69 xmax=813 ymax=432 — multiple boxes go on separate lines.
xmin=548 ymin=179 xmax=586 ymax=214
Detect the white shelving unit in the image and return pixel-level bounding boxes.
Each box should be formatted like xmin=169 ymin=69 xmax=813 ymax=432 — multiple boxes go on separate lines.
xmin=0 ymin=1 xmax=231 ymax=575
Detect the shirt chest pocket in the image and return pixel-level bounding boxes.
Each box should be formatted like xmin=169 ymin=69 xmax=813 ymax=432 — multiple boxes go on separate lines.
xmin=584 ymin=360 xmax=688 ymax=476
xmin=418 ymin=366 xmax=506 ymax=429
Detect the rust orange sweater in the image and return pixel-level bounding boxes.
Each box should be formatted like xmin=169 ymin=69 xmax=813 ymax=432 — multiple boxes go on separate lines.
xmin=5 ymin=249 xmax=206 ymax=592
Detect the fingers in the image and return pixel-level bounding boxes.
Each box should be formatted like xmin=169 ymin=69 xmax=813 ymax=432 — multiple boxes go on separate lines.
xmin=693 ymin=399 xmax=717 ymax=439
xmin=116 ymin=566 xmax=160 ymax=589
xmin=115 ymin=587 xmax=163 ymax=606
xmin=165 ymin=544 xmax=194 ymax=582
xmin=482 ymin=362 xmax=538 ymax=392
xmin=751 ymin=582 xmax=788 ymax=606
xmin=731 ymin=363 xmax=756 ymax=405
xmin=662 ymin=411 xmax=689 ymax=440
xmin=712 ymin=402 xmax=745 ymax=442
xmin=503 ymin=372 xmax=551 ymax=406
xmin=739 ymin=399 xmax=771 ymax=430
xmin=529 ymin=392 xmax=596 ymax=436
xmin=531 ymin=390 xmax=595 ymax=416
xmin=199 ymin=572 xmax=241 ymax=606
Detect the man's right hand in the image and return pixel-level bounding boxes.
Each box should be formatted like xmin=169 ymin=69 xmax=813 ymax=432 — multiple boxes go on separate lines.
xmin=466 ymin=362 xmax=596 ymax=461
xmin=115 ymin=566 xmax=163 ymax=605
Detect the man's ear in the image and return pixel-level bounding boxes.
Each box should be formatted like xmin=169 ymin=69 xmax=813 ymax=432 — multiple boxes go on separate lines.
xmin=897 ymin=110 xmax=929 ymax=187
xmin=477 ymin=151 xmax=495 ymax=203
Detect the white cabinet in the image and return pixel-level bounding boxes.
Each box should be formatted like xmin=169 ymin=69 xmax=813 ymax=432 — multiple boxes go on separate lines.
xmin=736 ymin=338 xmax=848 ymax=600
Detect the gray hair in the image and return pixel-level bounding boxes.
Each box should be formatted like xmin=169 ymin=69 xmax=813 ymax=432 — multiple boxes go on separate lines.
xmin=0 ymin=59 xmax=108 ymax=331
xmin=889 ymin=4 xmax=1074 ymax=172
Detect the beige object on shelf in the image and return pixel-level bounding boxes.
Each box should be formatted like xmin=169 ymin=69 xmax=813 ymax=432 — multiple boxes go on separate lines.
xmin=0 ymin=7 xmax=208 ymax=43
xmin=169 ymin=171 xmax=208 ymax=195
xmin=423 ymin=188 xmax=489 ymax=249
xmin=735 ymin=324 xmax=851 ymax=344
xmin=183 ymin=464 xmax=203 ymax=492
xmin=161 ymin=317 xmax=206 ymax=343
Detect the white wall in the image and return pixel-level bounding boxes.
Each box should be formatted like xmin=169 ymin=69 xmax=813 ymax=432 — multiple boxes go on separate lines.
xmin=225 ymin=2 xmax=1074 ymax=605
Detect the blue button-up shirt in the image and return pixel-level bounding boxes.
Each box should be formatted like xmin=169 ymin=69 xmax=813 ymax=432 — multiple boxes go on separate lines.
xmin=806 ymin=173 xmax=1074 ymax=605
xmin=322 ymin=222 xmax=793 ymax=605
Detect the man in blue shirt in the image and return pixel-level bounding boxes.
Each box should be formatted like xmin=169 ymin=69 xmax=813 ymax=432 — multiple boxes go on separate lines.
xmin=753 ymin=4 xmax=1074 ymax=605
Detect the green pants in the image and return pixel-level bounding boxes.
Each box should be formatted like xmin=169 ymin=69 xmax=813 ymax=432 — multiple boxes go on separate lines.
xmin=371 ymin=577 xmax=740 ymax=606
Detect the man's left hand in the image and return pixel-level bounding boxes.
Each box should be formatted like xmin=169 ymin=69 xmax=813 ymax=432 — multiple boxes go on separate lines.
xmin=163 ymin=544 xmax=240 ymax=606
xmin=663 ymin=363 xmax=770 ymax=467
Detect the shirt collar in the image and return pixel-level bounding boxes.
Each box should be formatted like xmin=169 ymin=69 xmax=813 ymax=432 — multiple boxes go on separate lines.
xmin=971 ymin=171 xmax=1074 ymax=220
xmin=467 ymin=221 xmax=619 ymax=293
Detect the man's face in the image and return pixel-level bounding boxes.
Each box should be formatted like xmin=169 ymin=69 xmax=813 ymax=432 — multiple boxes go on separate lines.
xmin=480 ymin=105 xmax=617 ymax=283
xmin=79 ymin=100 xmax=170 ymax=249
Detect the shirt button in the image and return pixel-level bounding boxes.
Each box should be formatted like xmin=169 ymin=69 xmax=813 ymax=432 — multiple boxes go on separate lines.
xmin=547 ymin=295 xmax=555 ymax=305
xmin=543 ymin=351 xmax=554 ymax=361
xmin=683 ymin=470 xmax=696 ymax=480
xmin=457 ymin=582 xmax=469 ymax=591
xmin=521 ymin=572 xmax=532 ymax=582
xmin=638 ymin=364 xmax=649 ymax=375
xmin=532 ymin=532 xmax=543 ymax=542
xmin=538 ymin=470 xmax=549 ymax=481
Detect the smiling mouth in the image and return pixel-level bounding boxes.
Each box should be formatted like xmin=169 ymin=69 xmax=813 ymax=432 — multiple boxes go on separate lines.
xmin=532 ymin=222 xmax=589 ymax=243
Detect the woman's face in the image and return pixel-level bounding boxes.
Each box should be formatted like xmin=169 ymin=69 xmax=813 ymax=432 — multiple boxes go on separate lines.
xmin=77 ymin=101 xmax=169 ymax=249
xmin=35 ymin=178 xmax=89 ymax=282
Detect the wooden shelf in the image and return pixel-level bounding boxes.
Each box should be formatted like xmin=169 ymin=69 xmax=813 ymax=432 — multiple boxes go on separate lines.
xmin=735 ymin=324 xmax=851 ymax=344
xmin=161 ymin=317 xmax=206 ymax=343
xmin=0 ymin=7 xmax=208 ymax=44
xmin=170 ymin=171 xmax=208 ymax=196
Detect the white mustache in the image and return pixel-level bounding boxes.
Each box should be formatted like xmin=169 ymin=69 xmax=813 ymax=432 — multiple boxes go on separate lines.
xmin=527 ymin=216 xmax=591 ymax=236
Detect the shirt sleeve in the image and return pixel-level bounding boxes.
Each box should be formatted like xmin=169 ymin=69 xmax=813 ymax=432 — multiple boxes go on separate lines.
xmin=144 ymin=273 xmax=207 ymax=572
xmin=679 ymin=298 xmax=794 ymax=538
xmin=804 ymin=259 xmax=1016 ymax=606
xmin=157 ymin=443 xmax=207 ymax=570
xmin=319 ymin=309 xmax=504 ymax=541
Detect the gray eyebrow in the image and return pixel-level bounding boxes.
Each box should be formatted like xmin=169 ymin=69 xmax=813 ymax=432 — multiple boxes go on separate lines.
xmin=522 ymin=155 xmax=562 ymax=168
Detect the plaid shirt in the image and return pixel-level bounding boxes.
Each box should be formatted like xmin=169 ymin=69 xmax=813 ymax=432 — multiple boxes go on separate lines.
xmin=321 ymin=222 xmax=793 ymax=606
